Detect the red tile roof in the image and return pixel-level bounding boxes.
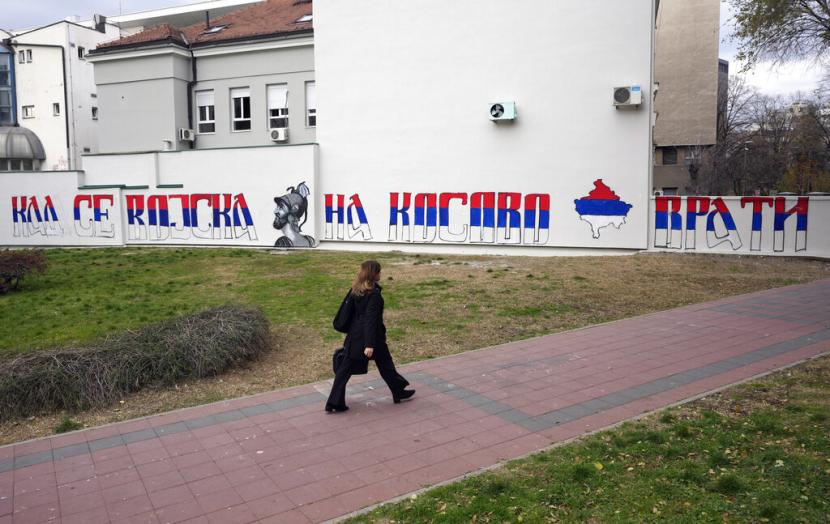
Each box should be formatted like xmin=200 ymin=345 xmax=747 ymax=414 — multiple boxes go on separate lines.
xmin=97 ymin=0 xmax=312 ymax=51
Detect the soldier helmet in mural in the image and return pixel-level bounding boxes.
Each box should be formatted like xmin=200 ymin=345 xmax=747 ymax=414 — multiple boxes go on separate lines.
xmin=273 ymin=181 xmax=315 ymax=248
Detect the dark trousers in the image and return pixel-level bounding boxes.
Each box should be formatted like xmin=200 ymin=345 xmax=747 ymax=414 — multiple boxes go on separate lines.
xmin=326 ymin=345 xmax=409 ymax=407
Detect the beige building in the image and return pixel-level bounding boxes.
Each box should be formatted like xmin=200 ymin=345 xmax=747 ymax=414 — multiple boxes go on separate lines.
xmin=653 ymin=0 xmax=725 ymax=195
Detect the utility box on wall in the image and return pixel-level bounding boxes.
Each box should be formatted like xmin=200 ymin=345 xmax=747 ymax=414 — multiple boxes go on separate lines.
xmin=314 ymin=0 xmax=654 ymax=251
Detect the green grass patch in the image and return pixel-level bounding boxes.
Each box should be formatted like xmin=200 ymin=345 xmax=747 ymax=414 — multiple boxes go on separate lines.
xmin=348 ymin=359 xmax=830 ymax=523
xmin=54 ymin=416 xmax=83 ymax=434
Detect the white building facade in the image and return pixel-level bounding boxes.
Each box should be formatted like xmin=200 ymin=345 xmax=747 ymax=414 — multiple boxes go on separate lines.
xmin=3 ymin=0 xmax=829 ymax=258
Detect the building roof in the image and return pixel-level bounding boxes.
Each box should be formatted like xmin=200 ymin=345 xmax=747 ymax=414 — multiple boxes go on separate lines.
xmin=96 ymin=0 xmax=312 ymax=51
xmin=0 ymin=127 xmax=46 ymax=160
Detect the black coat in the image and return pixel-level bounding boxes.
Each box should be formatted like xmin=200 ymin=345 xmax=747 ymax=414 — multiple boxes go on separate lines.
xmin=344 ymin=284 xmax=387 ymax=360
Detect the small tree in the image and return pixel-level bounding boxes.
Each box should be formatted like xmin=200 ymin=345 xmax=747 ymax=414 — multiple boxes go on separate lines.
xmin=0 ymin=250 xmax=47 ymax=293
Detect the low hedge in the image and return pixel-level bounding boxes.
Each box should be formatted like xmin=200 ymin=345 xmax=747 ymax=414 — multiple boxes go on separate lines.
xmin=0 ymin=305 xmax=270 ymax=420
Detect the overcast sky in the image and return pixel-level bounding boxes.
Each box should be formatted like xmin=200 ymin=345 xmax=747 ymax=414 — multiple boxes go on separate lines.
xmin=4 ymin=0 xmax=824 ymax=98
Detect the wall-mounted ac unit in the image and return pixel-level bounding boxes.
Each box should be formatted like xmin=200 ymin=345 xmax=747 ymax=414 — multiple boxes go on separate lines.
xmin=489 ymin=101 xmax=516 ymax=121
xmin=179 ymin=128 xmax=195 ymax=141
xmin=613 ymin=85 xmax=642 ymax=108
xmin=270 ymin=128 xmax=288 ymax=142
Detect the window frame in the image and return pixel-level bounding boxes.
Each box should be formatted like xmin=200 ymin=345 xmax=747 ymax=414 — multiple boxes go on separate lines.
xmin=26 ymin=50 xmax=32 ymax=63
xmin=18 ymin=51 xmax=24 ymax=64
xmin=305 ymin=81 xmax=316 ymax=128
xmin=230 ymin=87 xmax=251 ymax=132
xmin=195 ymin=90 xmax=216 ymax=134
xmin=91 ymin=106 xmax=98 ymax=120
xmin=53 ymin=103 xmax=60 ymax=116
xmin=22 ymin=105 xmax=34 ymax=119
xmin=266 ymin=84 xmax=289 ymax=130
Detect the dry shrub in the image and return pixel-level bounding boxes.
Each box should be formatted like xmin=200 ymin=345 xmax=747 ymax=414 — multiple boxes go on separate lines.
xmin=0 ymin=305 xmax=270 ymax=420
xmin=0 ymin=249 xmax=47 ymax=293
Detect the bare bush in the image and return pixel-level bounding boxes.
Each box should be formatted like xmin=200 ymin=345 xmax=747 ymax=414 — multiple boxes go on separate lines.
xmin=0 ymin=305 xmax=270 ymax=420
xmin=0 ymin=250 xmax=47 ymax=294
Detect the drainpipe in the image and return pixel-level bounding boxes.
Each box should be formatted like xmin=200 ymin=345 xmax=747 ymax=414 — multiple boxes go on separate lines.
xmin=184 ymin=34 xmax=197 ymax=150
xmin=9 ymin=42 xmax=70 ymax=168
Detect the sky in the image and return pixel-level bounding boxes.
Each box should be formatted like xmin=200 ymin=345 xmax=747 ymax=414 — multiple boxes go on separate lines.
xmin=718 ymin=1 xmax=824 ymax=97
xmin=3 ymin=0 xmax=825 ymax=98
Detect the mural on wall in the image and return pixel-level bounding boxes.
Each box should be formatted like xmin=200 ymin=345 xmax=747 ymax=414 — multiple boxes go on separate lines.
xmin=11 ymin=196 xmax=64 ymax=237
xmin=74 ymin=194 xmax=116 ymax=238
xmin=385 ymin=192 xmax=550 ymax=245
xmin=324 ymin=193 xmax=373 ymax=241
xmin=273 ymin=182 xmax=316 ymax=248
xmin=126 ymin=193 xmax=257 ymax=242
xmin=574 ymin=180 xmax=633 ymax=239
xmin=654 ymin=196 xmax=809 ymax=252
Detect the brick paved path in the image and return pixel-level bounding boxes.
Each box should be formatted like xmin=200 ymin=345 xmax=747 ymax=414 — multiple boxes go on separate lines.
xmin=2 ymin=280 xmax=829 ymax=523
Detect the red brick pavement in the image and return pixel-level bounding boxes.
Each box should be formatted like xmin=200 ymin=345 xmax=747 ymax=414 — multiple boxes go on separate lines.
xmin=2 ymin=280 xmax=828 ymax=523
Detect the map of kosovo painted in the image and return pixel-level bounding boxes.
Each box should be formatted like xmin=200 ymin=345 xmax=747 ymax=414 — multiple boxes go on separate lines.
xmin=574 ymin=179 xmax=633 ymax=239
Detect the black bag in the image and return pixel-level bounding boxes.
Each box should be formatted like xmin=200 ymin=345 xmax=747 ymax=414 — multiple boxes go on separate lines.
xmin=332 ymin=346 xmax=368 ymax=375
xmin=332 ymin=290 xmax=355 ymax=333
xmin=332 ymin=346 xmax=346 ymax=374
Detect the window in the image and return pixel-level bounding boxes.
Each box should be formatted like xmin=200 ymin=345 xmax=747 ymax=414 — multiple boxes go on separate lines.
xmin=21 ymin=159 xmax=33 ymax=170
xmin=0 ymin=89 xmax=11 ymax=125
xmin=662 ymin=147 xmax=677 ymax=165
xmin=78 ymin=46 xmax=85 ymax=59
xmin=0 ymin=56 xmax=8 ymax=86
xmin=267 ymin=84 xmax=288 ymax=129
xmin=296 ymin=14 xmax=313 ymax=23
xmin=196 ymin=90 xmax=215 ymax=133
xmin=53 ymin=103 xmax=60 ymax=116
xmin=662 ymin=187 xmax=678 ymax=196
xmin=230 ymin=87 xmax=251 ymax=131
xmin=26 ymin=50 xmax=32 ymax=63
xmin=305 ymin=82 xmax=316 ymax=127
xmin=0 ymin=55 xmax=11 ymax=125
xmin=18 ymin=51 xmax=24 ymax=64
xmin=83 ymin=147 xmax=90 ymax=153
xmin=10 ymin=159 xmax=21 ymax=170
xmin=91 ymin=106 xmax=98 ymax=120
xmin=22 ymin=105 xmax=34 ymax=118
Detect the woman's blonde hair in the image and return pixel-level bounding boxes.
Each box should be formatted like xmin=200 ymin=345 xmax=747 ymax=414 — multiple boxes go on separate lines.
xmin=352 ymin=260 xmax=381 ymax=296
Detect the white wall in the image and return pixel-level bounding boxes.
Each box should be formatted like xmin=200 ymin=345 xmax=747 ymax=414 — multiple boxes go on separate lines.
xmin=2 ymin=145 xmax=318 ymax=247
xmin=649 ymin=196 xmax=830 ymax=257
xmin=1 ymin=171 xmax=122 ymax=246
xmin=313 ymin=0 xmax=654 ymax=252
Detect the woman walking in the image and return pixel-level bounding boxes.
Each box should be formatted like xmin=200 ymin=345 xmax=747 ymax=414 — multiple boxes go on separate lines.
xmin=326 ymin=260 xmax=415 ymax=412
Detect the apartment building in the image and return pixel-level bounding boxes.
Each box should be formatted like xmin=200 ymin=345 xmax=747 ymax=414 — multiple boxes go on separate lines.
xmin=653 ymin=0 xmax=725 ymax=195
xmin=86 ymin=0 xmax=315 ymax=153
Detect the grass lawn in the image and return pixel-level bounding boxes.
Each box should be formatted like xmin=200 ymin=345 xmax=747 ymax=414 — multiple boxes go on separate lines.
xmin=0 ymin=248 xmax=828 ymax=445
xmin=347 ymin=355 xmax=830 ymax=523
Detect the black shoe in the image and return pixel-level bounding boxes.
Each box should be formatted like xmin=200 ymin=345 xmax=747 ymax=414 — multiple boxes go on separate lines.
xmin=393 ymin=389 xmax=415 ymax=404
xmin=325 ymin=404 xmax=349 ymax=413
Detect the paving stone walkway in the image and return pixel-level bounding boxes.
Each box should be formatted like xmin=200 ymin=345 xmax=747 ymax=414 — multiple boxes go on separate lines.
xmin=2 ymin=280 xmax=829 ymax=524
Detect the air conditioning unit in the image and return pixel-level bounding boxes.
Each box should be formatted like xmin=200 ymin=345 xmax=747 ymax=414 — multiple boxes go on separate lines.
xmin=179 ymin=128 xmax=195 ymax=141
xmin=489 ymin=101 xmax=517 ymax=122
xmin=613 ymin=85 xmax=642 ymax=108
xmin=270 ymin=128 xmax=289 ymax=142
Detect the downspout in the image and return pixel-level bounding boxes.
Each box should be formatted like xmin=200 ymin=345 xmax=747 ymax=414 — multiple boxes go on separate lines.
xmin=9 ymin=42 xmax=70 ymax=168
xmin=184 ymin=34 xmax=196 ymax=150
